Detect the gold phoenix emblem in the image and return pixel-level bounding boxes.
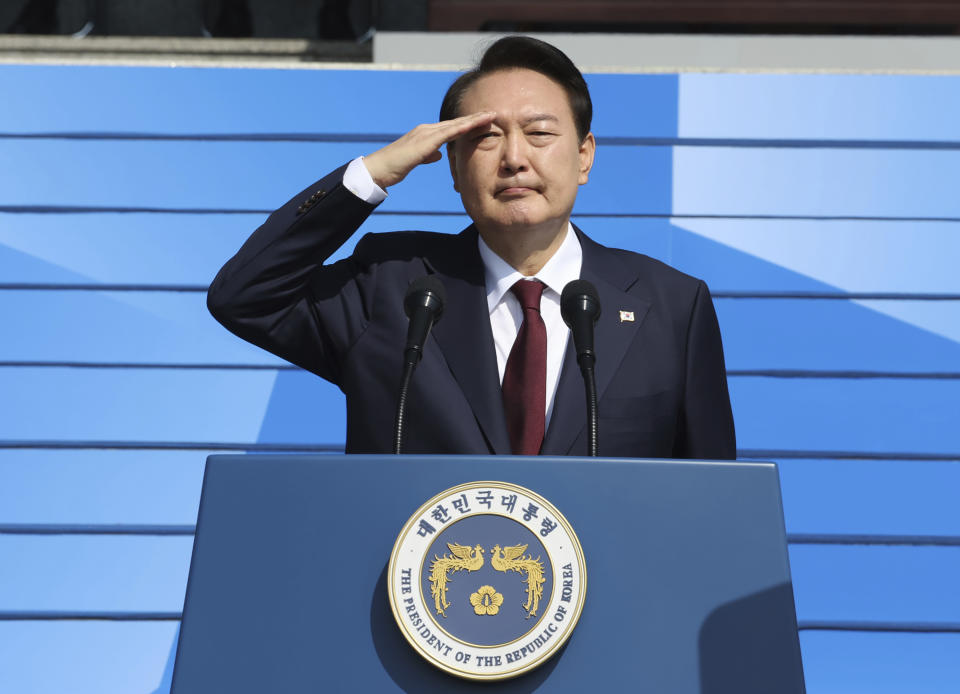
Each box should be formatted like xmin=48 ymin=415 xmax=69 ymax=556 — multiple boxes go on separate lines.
xmin=492 ymin=544 xmax=545 ymax=618
xmin=428 ymin=543 xmax=484 ymax=617
xmin=469 ymin=585 xmax=504 ymax=615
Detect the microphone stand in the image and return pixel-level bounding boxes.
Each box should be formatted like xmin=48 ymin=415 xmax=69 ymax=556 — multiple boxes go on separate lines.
xmin=393 ymin=277 xmax=445 ymax=455
xmin=393 ymin=350 xmax=418 ymax=455
xmin=578 ymin=351 xmax=599 ymax=457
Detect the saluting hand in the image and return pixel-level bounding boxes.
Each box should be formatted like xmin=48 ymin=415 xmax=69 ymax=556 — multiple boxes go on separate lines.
xmin=363 ymin=111 xmax=496 ymax=189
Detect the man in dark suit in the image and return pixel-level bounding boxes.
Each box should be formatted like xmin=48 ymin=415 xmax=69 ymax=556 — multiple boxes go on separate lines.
xmin=208 ymin=36 xmax=735 ymax=459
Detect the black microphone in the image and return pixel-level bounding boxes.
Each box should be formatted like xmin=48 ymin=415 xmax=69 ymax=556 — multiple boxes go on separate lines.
xmin=561 ymin=280 xmax=601 ymax=368
xmin=402 ymin=275 xmax=446 ymax=367
xmin=394 ymin=276 xmax=446 ymax=454
xmin=561 ymin=280 xmax=602 ymax=456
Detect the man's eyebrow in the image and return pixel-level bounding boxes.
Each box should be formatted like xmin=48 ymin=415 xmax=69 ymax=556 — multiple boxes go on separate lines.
xmin=520 ymin=114 xmax=560 ymax=126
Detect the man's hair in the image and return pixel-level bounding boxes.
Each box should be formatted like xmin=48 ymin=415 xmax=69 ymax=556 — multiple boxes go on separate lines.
xmin=439 ymin=36 xmax=593 ymax=142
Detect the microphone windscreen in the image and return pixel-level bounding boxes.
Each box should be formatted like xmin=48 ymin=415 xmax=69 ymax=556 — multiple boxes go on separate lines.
xmin=561 ymin=279 xmax=601 ymax=327
xmin=404 ymin=275 xmax=447 ymax=319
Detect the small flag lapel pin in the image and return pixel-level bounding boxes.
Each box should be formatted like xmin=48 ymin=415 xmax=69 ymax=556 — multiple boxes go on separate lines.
xmin=619 ymin=310 xmax=635 ymax=322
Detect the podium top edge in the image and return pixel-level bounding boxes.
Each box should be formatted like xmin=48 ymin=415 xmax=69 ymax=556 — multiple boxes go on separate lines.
xmin=203 ymin=453 xmax=776 ymax=469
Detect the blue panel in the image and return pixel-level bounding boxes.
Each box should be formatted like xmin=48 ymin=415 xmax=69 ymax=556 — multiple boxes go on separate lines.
xmin=730 ymin=377 xmax=960 ymax=455
xmin=8 ymin=213 xmax=957 ymax=295
xmin=6 ymin=290 xmax=960 ymax=373
xmin=0 ymin=535 xmax=191 ymax=612
xmin=3 ymin=452 xmax=957 ymax=538
xmin=0 ymin=212 xmax=471 ymax=286
xmin=5 ymin=368 xmax=955 ymax=453
xmin=0 ymin=450 xmax=205 ymax=525
xmin=0 ymin=140 xmax=673 ymax=214
xmin=800 ymin=631 xmax=960 ymax=694
xmin=586 ymin=73 xmax=678 ymax=138
xmin=9 ymin=139 xmax=960 ymax=218
xmin=716 ymin=298 xmax=960 ymax=373
xmin=0 ymin=621 xmax=177 ymax=694
xmin=0 ymin=212 xmax=268 ymax=286
xmin=667 ymin=218 xmax=960 ymax=294
xmin=0 ymin=66 xmax=458 ymax=136
xmin=0 ymin=367 xmax=340 ymax=444
xmin=679 ymin=73 xmax=960 ymax=142
xmin=0 ymin=290 xmax=284 ymax=365
xmin=0 ymin=65 xmax=677 ymax=138
xmin=673 ymin=146 xmax=960 ymax=219
xmin=776 ymin=459 xmax=960 ymax=538
xmin=790 ymin=545 xmax=960 ymax=623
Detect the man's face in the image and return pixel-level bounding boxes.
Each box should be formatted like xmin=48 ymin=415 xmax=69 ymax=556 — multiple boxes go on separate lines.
xmin=448 ymin=68 xmax=595 ymax=237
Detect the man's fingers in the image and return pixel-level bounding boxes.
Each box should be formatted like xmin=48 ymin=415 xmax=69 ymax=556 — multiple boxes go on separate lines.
xmin=430 ymin=111 xmax=496 ymax=143
xmin=422 ymin=150 xmax=442 ymax=165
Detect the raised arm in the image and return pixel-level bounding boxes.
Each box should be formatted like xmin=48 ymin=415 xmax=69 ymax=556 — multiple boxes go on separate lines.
xmin=206 ymin=112 xmax=496 ymax=383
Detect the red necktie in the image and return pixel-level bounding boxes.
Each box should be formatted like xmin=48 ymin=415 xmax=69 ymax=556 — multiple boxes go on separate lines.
xmin=502 ymin=280 xmax=547 ymax=455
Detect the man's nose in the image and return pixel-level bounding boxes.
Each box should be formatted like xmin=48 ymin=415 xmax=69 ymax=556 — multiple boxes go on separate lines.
xmin=499 ymin=133 xmax=529 ymax=172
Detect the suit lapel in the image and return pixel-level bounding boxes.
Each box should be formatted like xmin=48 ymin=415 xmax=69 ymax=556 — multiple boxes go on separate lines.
xmin=542 ymin=228 xmax=651 ymax=455
xmin=427 ymin=227 xmax=512 ymax=454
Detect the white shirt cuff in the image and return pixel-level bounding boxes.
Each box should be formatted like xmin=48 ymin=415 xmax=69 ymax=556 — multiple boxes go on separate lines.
xmin=343 ymin=156 xmax=388 ymax=205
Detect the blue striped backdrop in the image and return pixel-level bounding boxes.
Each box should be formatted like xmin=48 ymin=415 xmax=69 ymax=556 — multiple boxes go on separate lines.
xmin=0 ymin=64 xmax=957 ymax=693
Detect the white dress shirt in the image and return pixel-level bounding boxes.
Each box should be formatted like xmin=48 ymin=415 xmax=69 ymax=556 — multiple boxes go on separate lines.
xmin=342 ymin=157 xmax=581 ymax=427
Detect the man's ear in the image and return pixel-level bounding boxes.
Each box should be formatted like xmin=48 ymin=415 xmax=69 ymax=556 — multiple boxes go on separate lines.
xmin=447 ymin=142 xmax=460 ymax=192
xmin=578 ymin=132 xmax=596 ymax=185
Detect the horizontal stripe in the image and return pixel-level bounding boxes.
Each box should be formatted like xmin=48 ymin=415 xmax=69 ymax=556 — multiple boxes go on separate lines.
xmin=728 ymin=370 xmax=960 ymax=380
xmin=8 ymin=66 xmax=960 ymax=142
xmin=0 ymin=369 xmax=956 ymax=453
xmin=4 ymin=212 xmax=959 ymax=294
xmin=0 ymin=619 xmax=953 ymax=632
xmin=679 ymin=73 xmax=960 ymax=143
xmin=0 ymin=535 xmax=193 ymax=612
xmin=731 ymin=378 xmax=960 ymax=456
xmin=742 ymin=450 xmax=960 ymax=461
xmin=0 ymin=524 xmax=195 ymax=536
xmin=0 ymin=65 xmax=677 ymax=137
xmin=0 ymin=444 xmax=954 ymax=460
xmin=789 ymin=545 xmax=960 ymax=624
xmin=6 ymin=286 xmax=960 ymax=301
xmin=0 ymin=620 xmax=178 ymax=694
xmin=0 ymin=449 xmax=207 ymax=527
xmin=799 ymin=622 xmax=960 ymax=633
xmin=3 ymin=362 xmax=958 ymax=380
xmin=673 ymin=147 xmax=960 ymax=219
xmin=4 ymin=291 xmax=959 ymax=372
xmin=787 ymin=534 xmax=960 ymax=547
xmin=0 ymin=361 xmax=297 ymax=371
xmin=715 ymin=292 xmax=960 ymax=301
xmin=9 ymin=131 xmax=960 ymax=150
xmin=4 ymin=453 xmax=957 ymax=538
xmin=0 ymin=611 xmax=181 ymax=621
xmin=10 ymin=140 xmax=960 ymax=218
xmin=799 ymin=631 xmax=960 ymax=694
xmin=3 ymin=538 xmax=956 ymax=624
xmin=4 ymin=525 xmax=958 ymax=546
xmin=0 ymin=440 xmax=344 ymax=451
xmin=8 ymin=205 xmax=960 ymax=222
xmin=775 ymin=458 xmax=960 ymax=538
xmin=0 ymin=283 xmax=209 ymax=292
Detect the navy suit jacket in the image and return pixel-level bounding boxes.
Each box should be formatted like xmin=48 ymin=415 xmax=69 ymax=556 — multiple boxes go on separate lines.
xmin=208 ymin=164 xmax=736 ymax=459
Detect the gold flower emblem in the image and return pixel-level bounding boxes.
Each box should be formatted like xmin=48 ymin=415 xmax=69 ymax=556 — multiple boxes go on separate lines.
xmin=469 ymin=585 xmax=504 ymax=616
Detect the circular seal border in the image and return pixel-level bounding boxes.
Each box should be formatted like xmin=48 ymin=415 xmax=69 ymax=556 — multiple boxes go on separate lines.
xmin=388 ymin=481 xmax=587 ymax=681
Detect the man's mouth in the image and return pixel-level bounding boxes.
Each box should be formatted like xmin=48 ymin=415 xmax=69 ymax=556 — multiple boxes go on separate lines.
xmin=495 ymin=185 xmax=538 ymax=197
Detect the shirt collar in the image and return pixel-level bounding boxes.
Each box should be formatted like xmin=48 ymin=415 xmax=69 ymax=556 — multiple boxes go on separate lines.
xmin=478 ymin=222 xmax=583 ymax=314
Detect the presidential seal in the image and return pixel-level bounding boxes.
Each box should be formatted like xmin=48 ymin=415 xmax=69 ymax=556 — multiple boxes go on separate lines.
xmin=388 ymin=481 xmax=586 ymax=680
